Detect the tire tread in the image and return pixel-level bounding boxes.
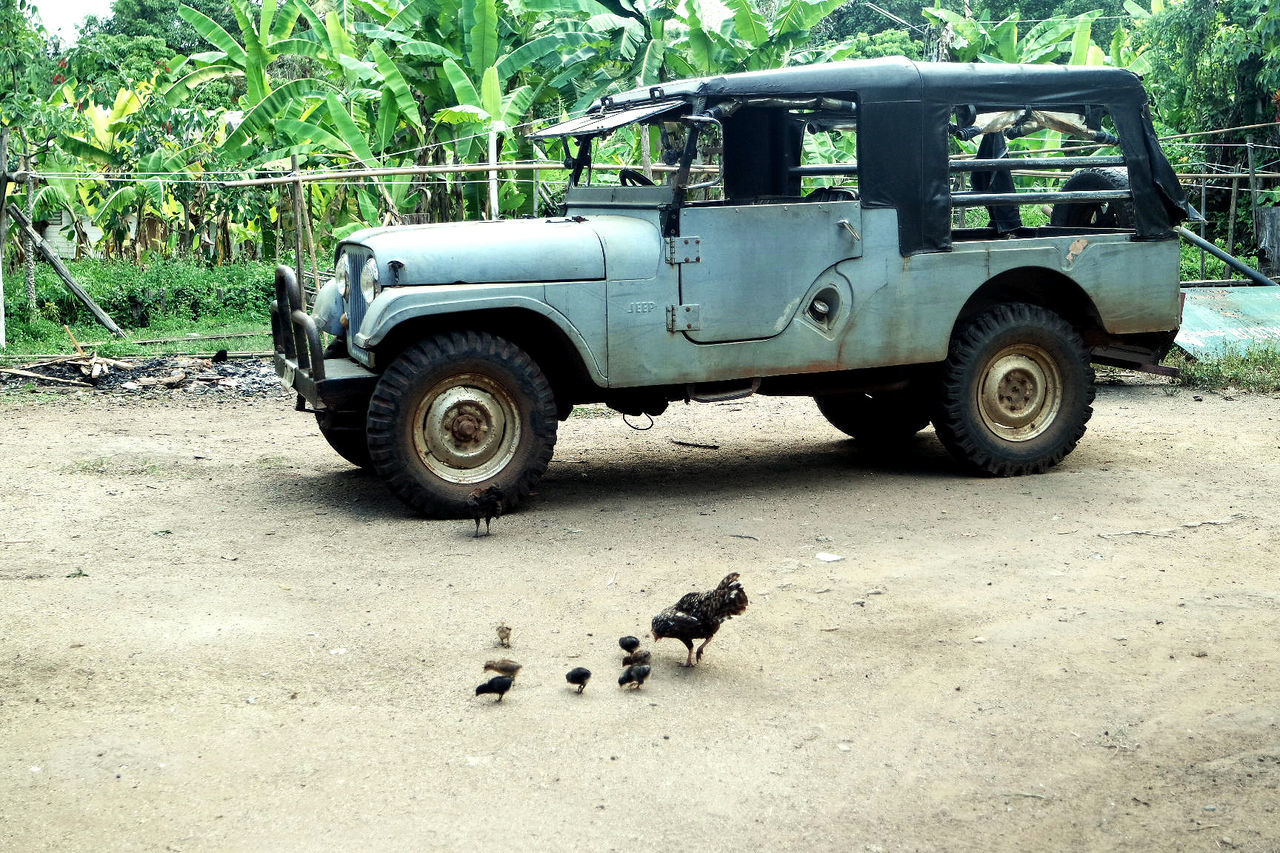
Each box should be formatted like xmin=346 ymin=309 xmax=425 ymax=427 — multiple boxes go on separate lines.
xmin=932 ymin=303 xmax=1094 ymax=476
xmin=366 ymin=331 xmax=557 ymax=518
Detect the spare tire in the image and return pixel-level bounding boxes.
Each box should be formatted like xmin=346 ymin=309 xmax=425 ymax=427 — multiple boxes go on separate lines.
xmin=1049 ymin=167 xmax=1134 ymax=229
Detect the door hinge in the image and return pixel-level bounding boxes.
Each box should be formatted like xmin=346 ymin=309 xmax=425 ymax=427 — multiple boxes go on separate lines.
xmin=664 ymin=236 xmax=702 ymax=264
xmin=667 ymin=303 xmax=701 ymax=331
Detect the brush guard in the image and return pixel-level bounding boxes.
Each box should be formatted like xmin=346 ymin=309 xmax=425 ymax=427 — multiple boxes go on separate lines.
xmin=270 ymin=265 xmax=378 ymax=412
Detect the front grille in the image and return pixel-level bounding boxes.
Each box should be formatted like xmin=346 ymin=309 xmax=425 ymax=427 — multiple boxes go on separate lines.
xmin=343 ymin=248 xmax=370 ymax=338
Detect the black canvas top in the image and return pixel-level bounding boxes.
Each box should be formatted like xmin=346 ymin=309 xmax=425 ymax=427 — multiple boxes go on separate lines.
xmin=599 ymin=57 xmax=1152 ymax=111
xmin=536 ymin=59 xmax=1192 ymax=255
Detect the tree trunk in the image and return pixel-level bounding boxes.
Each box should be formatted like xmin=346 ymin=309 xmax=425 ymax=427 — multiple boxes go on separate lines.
xmin=1258 ymin=207 xmax=1280 ymax=280
xmin=23 ymin=161 xmax=36 ymax=324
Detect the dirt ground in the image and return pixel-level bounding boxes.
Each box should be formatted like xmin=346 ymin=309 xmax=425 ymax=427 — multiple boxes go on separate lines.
xmin=1 ymin=373 xmax=1278 ymax=852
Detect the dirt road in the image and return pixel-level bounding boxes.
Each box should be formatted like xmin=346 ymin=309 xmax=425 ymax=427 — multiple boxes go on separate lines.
xmin=2 ymin=377 xmax=1278 ymax=851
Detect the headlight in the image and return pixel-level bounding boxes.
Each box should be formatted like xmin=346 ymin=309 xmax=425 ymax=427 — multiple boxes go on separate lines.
xmin=360 ymin=257 xmax=380 ymax=303
xmin=334 ymin=253 xmax=350 ymax=297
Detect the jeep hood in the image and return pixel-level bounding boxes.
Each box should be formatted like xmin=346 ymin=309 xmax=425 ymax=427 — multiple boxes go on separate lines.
xmin=342 ymin=218 xmax=626 ymax=285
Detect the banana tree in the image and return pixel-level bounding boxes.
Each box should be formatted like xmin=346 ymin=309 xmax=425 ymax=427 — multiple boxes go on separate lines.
xmin=30 ymin=155 xmax=96 ymax=260
xmin=359 ymin=0 xmax=607 ymax=218
xmin=922 ymin=8 xmax=1106 ymax=66
xmin=93 ymin=147 xmax=187 ymax=259
xmin=168 ymin=0 xmax=313 ymax=108
xmin=435 ymin=60 xmax=537 ymax=218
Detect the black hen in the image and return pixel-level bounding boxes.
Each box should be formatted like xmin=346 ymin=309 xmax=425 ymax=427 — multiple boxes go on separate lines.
xmin=475 ymin=675 xmax=514 ymax=702
xmin=651 ymin=572 xmax=748 ymax=666
xmin=466 ymin=486 xmax=504 ymax=537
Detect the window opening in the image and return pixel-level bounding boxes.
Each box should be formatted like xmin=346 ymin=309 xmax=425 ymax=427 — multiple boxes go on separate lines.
xmin=949 ymin=103 xmax=1126 ymax=235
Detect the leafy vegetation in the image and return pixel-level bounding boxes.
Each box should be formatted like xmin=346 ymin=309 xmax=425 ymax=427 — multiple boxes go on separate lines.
xmin=1 ymin=257 xmax=275 ymax=354
xmin=0 ymin=0 xmax=1275 ymax=349
xmin=1170 ymin=345 xmax=1280 ymax=393
xmin=5 ymin=0 xmax=1207 ymax=251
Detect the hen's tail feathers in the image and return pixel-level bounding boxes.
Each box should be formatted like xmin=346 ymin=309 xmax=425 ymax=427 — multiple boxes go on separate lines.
xmin=713 ymin=572 xmax=749 ymax=619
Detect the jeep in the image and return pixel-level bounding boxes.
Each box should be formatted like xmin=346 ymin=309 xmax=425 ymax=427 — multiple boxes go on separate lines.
xmin=271 ymin=57 xmax=1194 ymax=517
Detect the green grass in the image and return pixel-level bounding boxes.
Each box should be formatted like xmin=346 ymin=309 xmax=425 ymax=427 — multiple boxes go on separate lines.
xmin=1169 ymin=345 xmax=1280 ymax=393
xmin=60 ymin=456 xmax=162 ymax=476
xmin=570 ymin=404 xmax=615 ymax=419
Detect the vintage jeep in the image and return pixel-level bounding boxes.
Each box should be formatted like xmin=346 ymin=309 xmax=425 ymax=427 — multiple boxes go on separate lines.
xmin=271 ymin=57 xmax=1194 ymax=517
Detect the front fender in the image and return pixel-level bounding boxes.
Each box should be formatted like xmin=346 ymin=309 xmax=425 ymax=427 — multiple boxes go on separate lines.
xmin=353 ymin=283 xmax=608 ymax=385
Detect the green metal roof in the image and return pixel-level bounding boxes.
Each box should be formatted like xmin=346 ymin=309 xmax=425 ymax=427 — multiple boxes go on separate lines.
xmin=1176 ymin=287 xmax=1280 ymax=358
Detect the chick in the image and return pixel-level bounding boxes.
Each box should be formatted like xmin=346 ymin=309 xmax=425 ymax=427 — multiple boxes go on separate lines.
xmin=466 ymin=485 xmax=504 ymax=537
xmin=618 ymin=664 xmax=651 ymax=689
xmin=619 ymin=635 xmax=641 ymax=654
xmin=622 ymin=649 xmax=651 ymax=667
xmin=484 ymin=659 xmax=522 ymax=679
xmin=566 ymin=667 xmax=592 ymax=693
xmin=475 ymin=675 xmax=514 ymax=702
xmin=496 ymin=624 xmax=512 ymax=648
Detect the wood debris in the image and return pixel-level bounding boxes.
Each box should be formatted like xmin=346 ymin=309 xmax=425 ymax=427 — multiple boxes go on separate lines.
xmin=1098 ymin=514 xmax=1249 ymax=539
xmin=0 ymin=366 xmax=92 ymax=386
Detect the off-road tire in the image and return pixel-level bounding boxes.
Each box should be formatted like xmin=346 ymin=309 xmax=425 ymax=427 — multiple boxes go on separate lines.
xmin=1049 ymin=167 xmax=1134 ymax=229
xmin=932 ymin=303 xmax=1094 ymax=476
xmin=814 ymin=391 xmax=931 ymax=445
xmin=316 ymin=410 xmax=373 ymax=468
xmin=366 ymin=332 xmax=558 ymax=518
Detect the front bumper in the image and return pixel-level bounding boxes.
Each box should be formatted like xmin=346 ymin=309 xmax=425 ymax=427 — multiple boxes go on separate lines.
xmin=271 ymin=265 xmax=379 ymax=412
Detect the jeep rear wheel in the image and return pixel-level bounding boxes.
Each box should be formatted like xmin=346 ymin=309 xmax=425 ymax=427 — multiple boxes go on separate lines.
xmin=814 ymin=391 xmax=930 ymax=445
xmin=366 ymin=332 xmax=558 ymax=517
xmin=933 ymin=303 xmax=1094 ymax=476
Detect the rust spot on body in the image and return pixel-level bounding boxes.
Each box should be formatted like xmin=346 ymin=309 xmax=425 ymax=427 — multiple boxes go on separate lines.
xmin=1066 ymin=238 xmax=1089 ymax=265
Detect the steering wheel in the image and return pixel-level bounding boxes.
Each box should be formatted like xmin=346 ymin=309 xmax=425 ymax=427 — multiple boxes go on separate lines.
xmin=618 ymin=168 xmax=655 ymax=187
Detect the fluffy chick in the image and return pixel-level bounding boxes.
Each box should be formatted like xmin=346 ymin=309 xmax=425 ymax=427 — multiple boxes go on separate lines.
xmin=475 ymin=675 xmax=514 ymax=702
xmin=651 ymin=572 xmax=748 ymax=666
xmin=566 ymin=667 xmax=592 ymax=693
xmin=467 ymin=486 xmax=504 ymax=537
xmin=496 ymin=624 xmax=512 ymax=648
xmin=483 ymin=659 xmax=522 ymax=679
xmin=618 ymin=664 xmax=651 ymax=688
xmin=622 ymin=649 xmax=651 ymax=667
xmin=619 ymin=635 xmax=641 ymax=654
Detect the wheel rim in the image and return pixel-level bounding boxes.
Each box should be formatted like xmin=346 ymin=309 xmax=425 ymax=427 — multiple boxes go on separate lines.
xmin=977 ymin=344 xmax=1062 ymax=442
xmin=411 ymin=373 xmax=521 ymax=484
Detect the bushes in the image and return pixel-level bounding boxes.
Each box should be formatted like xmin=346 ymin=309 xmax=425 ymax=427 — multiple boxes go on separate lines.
xmin=6 ymin=257 xmax=277 ymax=329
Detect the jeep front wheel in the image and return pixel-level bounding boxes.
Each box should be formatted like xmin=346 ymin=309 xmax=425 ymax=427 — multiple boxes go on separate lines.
xmin=932 ymin=303 xmax=1094 ymax=476
xmin=316 ymin=410 xmax=373 ymax=468
xmin=366 ymin=332 xmax=558 ymax=517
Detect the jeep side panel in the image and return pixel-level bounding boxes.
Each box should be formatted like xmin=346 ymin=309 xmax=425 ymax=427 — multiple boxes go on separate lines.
xmin=602 ymin=208 xmax=1179 ymax=387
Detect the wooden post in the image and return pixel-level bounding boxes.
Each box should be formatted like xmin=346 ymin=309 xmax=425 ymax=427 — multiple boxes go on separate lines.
xmin=23 ymin=153 xmax=36 ymax=323
xmin=1226 ymin=177 xmax=1239 ymax=256
xmin=291 ymin=155 xmax=306 ymax=312
xmin=1246 ymin=141 xmax=1259 ymax=244
xmin=640 ymin=127 xmax=653 ymax=181
xmin=0 ymin=128 xmax=8 ymax=349
xmin=1198 ymin=180 xmax=1206 ymax=280
xmin=487 ymin=129 xmax=499 ymax=220
xmin=304 ymin=181 xmax=320 ymax=295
